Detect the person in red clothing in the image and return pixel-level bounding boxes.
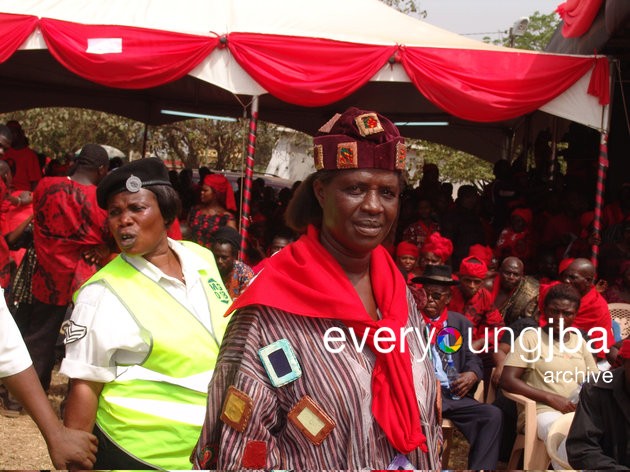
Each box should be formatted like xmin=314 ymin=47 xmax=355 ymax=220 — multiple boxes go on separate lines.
xmin=560 ymin=258 xmax=615 ymax=362
xmin=418 ymin=231 xmax=453 ymax=272
xmin=3 ymin=120 xmax=42 ymax=191
xmin=448 ymin=256 xmax=504 ymax=353
xmin=22 ymin=144 xmax=110 ymax=391
xmin=395 ymin=241 xmax=420 ymax=281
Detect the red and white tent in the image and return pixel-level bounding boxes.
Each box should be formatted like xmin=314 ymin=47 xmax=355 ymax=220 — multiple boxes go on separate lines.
xmin=0 ymin=0 xmax=611 ymax=162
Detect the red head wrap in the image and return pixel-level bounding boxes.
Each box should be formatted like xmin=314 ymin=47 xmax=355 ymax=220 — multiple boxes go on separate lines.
xmin=468 ymin=244 xmax=494 ymax=267
xmin=396 ymin=241 xmax=419 ymax=258
xmin=558 ymin=258 xmax=575 ymax=275
xmin=459 ymin=256 xmax=488 ymax=279
xmin=511 ymin=208 xmax=533 ymax=226
xmin=620 ymin=339 xmax=630 ymax=360
xmin=420 ymin=232 xmax=453 ymax=262
xmin=203 ymin=174 xmax=237 ymax=212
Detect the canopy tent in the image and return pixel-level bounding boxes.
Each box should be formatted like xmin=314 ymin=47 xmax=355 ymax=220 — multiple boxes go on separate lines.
xmin=0 ymin=0 xmax=612 ymax=165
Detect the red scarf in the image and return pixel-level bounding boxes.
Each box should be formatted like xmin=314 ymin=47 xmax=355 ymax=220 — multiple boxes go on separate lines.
xmin=539 ymin=283 xmax=614 ymax=356
xmin=420 ymin=307 xmax=448 ymax=344
xmin=228 ymin=225 xmax=427 ymax=454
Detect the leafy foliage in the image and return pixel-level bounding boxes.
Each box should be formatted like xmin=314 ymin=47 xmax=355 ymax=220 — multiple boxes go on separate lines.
xmin=484 ymin=11 xmax=560 ymax=51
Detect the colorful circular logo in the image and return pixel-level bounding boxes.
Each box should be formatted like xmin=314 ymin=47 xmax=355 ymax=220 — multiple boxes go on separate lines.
xmin=437 ymin=326 xmax=463 ymax=354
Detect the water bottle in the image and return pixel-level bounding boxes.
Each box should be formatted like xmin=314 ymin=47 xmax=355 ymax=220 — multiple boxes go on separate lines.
xmin=446 ymin=358 xmax=461 ymax=400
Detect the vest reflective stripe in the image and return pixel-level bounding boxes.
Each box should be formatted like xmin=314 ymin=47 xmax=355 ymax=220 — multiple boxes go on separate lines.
xmin=78 ymin=241 xmax=231 ymax=470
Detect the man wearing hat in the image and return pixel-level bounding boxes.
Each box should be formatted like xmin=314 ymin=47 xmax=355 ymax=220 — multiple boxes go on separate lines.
xmin=567 ymin=338 xmax=630 ymax=468
xmin=413 ymin=265 xmax=502 ymax=470
xmin=18 ymin=144 xmax=110 ymax=397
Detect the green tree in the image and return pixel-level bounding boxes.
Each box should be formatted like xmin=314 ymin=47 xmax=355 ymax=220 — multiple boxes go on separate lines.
xmin=488 ymin=11 xmax=560 ymax=51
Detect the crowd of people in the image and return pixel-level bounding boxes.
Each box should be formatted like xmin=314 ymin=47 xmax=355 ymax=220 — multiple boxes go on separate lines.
xmin=0 ymin=108 xmax=628 ymax=470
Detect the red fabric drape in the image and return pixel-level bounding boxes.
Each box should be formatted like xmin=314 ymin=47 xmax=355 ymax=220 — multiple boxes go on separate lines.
xmin=0 ymin=13 xmax=38 ymax=63
xmin=400 ymin=46 xmax=607 ymax=122
xmin=557 ymin=0 xmax=603 ymax=38
xmin=228 ymin=32 xmax=396 ymax=107
xmin=39 ymin=18 xmax=219 ymax=89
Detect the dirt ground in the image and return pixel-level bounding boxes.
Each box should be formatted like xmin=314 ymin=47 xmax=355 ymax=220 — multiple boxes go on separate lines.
xmin=0 ymin=368 xmax=470 ymax=470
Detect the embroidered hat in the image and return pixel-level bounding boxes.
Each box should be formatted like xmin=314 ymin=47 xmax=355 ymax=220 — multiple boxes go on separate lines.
xmin=412 ymin=264 xmax=458 ymax=286
xmin=459 ymin=256 xmax=488 ymax=279
xmin=96 ymin=157 xmax=172 ymax=209
xmin=76 ymin=144 xmax=109 ymax=169
xmin=313 ymin=107 xmax=406 ymax=171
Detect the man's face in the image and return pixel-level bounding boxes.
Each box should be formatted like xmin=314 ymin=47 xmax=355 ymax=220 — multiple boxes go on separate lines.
xmin=499 ymin=259 xmax=524 ymax=291
xmin=423 ymin=283 xmax=451 ymax=319
xmin=562 ymin=265 xmax=593 ymax=296
xmin=211 ymin=242 xmax=235 ymax=277
xmin=459 ymin=275 xmax=483 ymax=299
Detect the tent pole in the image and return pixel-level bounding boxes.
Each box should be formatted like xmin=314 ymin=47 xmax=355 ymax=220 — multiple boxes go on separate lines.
xmin=239 ymin=95 xmax=259 ymax=262
xmin=591 ymin=61 xmax=614 ymax=270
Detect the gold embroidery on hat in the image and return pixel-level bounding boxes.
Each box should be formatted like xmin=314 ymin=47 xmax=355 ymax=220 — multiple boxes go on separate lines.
xmin=314 ymin=145 xmax=324 ymax=170
xmin=395 ymin=142 xmax=407 ymax=170
xmin=355 ymin=113 xmax=384 ymax=137
xmin=336 ymin=142 xmax=358 ymax=169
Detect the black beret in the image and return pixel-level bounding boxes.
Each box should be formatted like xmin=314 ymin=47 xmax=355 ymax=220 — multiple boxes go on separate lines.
xmin=96 ymin=157 xmax=172 ymax=209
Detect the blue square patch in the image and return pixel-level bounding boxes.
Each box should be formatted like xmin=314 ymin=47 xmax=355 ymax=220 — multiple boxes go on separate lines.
xmin=258 ymin=339 xmax=302 ymax=387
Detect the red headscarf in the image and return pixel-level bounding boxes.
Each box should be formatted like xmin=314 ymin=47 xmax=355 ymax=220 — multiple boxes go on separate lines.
xmin=227 ymin=225 xmax=427 ymax=454
xmin=203 ymin=174 xmax=237 ymax=212
xmin=459 ymin=256 xmax=488 ymax=279
xmin=511 ymin=208 xmax=533 ymax=226
xmin=420 ymin=232 xmax=453 ymax=262
xmin=468 ymin=244 xmax=494 ymax=268
xmin=396 ymin=241 xmax=419 ymax=258
xmin=558 ymin=258 xmax=575 ymax=275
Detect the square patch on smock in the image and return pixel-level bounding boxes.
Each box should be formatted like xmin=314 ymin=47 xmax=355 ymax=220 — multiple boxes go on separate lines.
xmin=220 ymin=385 xmax=253 ymax=432
xmin=287 ymin=395 xmax=336 ymax=445
xmin=242 ymin=440 xmax=266 ymax=469
xmin=258 ymin=339 xmax=302 ymax=387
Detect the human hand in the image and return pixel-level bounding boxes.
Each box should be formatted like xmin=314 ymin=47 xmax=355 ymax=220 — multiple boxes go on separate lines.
xmin=451 ymin=371 xmax=478 ymax=398
xmin=47 ymin=425 xmax=98 ymax=470
xmin=545 ymin=393 xmax=576 ymax=414
xmin=17 ymin=191 xmax=32 ymax=205
xmin=595 ymin=279 xmax=608 ymax=293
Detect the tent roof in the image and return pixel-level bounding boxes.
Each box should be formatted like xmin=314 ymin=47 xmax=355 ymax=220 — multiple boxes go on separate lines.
xmin=0 ymin=0 xmax=611 ymax=163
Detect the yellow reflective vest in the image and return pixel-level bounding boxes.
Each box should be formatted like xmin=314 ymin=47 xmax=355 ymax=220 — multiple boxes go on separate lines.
xmin=76 ymin=241 xmax=231 ymax=470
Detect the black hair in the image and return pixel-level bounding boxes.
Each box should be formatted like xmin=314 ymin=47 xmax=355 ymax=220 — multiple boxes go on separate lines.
xmin=148 ymin=185 xmax=181 ymax=229
xmin=543 ymin=283 xmax=581 ymax=311
xmin=284 ymin=170 xmax=337 ymax=233
xmin=0 ymin=125 xmax=13 ymax=143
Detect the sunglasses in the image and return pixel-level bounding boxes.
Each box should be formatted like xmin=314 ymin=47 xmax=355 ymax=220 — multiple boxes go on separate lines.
xmin=426 ymin=291 xmax=449 ymax=301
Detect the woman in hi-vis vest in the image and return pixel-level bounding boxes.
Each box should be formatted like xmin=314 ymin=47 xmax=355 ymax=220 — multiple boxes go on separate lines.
xmin=60 ymin=158 xmax=232 ymax=470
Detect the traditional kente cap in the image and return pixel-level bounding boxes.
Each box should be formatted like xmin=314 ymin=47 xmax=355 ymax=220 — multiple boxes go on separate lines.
xmin=312 ymin=107 xmax=406 ymax=171
xmin=76 ymin=144 xmax=108 ymax=169
xmin=396 ymin=241 xmax=419 ymax=258
xmin=459 ymin=256 xmax=488 ymax=279
xmin=422 ymin=232 xmax=454 ymax=261
xmin=412 ymin=264 xmax=458 ymax=286
xmin=620 ymin=339 xmax=630 ymax=360
xmin=96 ymin=157 xmax=172 ymax=209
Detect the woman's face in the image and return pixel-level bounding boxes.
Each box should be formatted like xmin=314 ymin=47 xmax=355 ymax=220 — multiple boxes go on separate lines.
xmin=314 ymin=169 xmax=400 ymax=256
xmin=107 ymin=188 xmax=168 ymax=257
xmin=544 ymin=298 xmax=579 ymax=329
xmin=200 ymin=184 xmax=215 ymax=204
xmin=397 ymin=255 xmax=417 ymax=273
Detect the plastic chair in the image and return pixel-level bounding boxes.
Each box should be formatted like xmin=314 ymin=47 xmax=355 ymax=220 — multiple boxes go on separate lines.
xmin=546 ymin=412 xmax=575 ymax=471
xmin=502 ymin=390 xmax=551 ymax=470
xmin=608 ymin=303 xmax=630 ymax=339
xmin=441 ymin=379 xmax=484 ymax=469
